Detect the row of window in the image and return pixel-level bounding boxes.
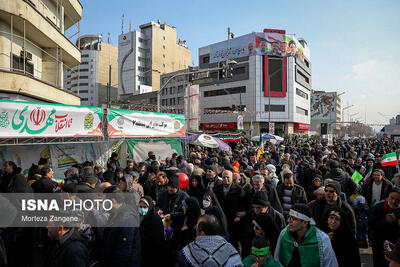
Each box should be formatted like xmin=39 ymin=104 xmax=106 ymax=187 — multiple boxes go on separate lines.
xmin=138 ymin=57 xmax=150 ymax=62
xmin=162 ymin=85 xmax=184 ymax=95
xmin=204 ymin=105 xmax=246 ymax=114
xmin=161 ymin=97 xmax=184 ymax=106
xmin=204 ymin=86 xmax=246 ymax=97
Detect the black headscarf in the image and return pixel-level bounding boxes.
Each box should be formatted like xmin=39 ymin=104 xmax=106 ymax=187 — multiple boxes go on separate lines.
xmin=183 ymin=197 xmax=201 ymax=229
xmin=187 ymin=175 xmax=204 ymax=203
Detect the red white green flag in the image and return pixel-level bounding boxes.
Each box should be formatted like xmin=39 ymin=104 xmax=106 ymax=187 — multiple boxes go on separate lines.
xmin=256 ymin=134 xmax=263 ymax=160
xmin=382 ymin=152 xmax=398 ymax=167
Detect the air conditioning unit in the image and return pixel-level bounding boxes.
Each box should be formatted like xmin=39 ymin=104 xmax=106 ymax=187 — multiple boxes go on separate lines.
xmin=20 ymin=51 xmax=32 ymax=61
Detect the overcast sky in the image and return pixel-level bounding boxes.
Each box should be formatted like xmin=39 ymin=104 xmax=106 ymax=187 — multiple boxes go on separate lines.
xmin=76 ymin=0 xmax=400 ymax=126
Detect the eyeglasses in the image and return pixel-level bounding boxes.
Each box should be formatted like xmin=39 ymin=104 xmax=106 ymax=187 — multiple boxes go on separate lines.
xmin=287 ymin=215 xmax=300 ymax=222
xmin=325 ymin=189 xmax=336 ymax=194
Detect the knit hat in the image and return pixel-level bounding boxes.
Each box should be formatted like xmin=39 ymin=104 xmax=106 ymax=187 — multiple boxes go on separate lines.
xmin=167 ymin=174 xmax=180 ymax=188
xmin=251 ymin=191 xmax=269 ymax=206
xmin=325 ymin=181 xmax=341 ymax=194
xmin=206 ymin=165 xmax=218 ymax=173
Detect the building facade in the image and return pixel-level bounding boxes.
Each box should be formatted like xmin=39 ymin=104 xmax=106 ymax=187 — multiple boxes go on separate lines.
xmin=118 ymin=20 xmax=191 ymax=99
xmin=198 ymin=29 xmax=311 ymax=136
xmin=64 ymin=35 xmax=118 ymax=106
xmin=0 ymin=0 xmax=82 ymax=105
xmin=310 ymin=91 xmax=342 ymax=134
xmin=159 ymin=66 xmax=198 ymax=113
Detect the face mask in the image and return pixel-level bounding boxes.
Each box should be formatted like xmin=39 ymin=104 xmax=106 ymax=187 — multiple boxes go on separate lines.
xmin=139 ymin=208 xmax=148 ymax=216
xmin=202 ymin=200 xmax=211 ymax=208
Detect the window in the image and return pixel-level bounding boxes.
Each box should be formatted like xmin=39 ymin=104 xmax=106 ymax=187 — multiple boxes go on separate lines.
xmin=177 ymin=97 xmax=183 ymax=104
xmin=232 ymin=66 xmax=246 ymax=75
xmin=202 ymin=56 xmax=210 ymax=64
xmin=81 ymin=61 xmax=89 ymax=65
xmin=296 ymin=88 xmax=308 ymax=99
xmin=265 ymin=105 xmax=285 ymax=112
xmin=138 ymin=38 xmax=145 ymax=43
xmin=297 ymin=69 xmax=309 ymax=84
xmin=268 ymin=57 xmax=283 ymax=92
xmin=81 ymin=98 xmax=88 ymax=101
xmin=79 ymin=76 xmax=89 ymax=79
xmin=163 ymin=45 xmax=165 ymax=49
xmin=170 ymin=98 xmax=175 ymax=105
xmin=79 ymin=68 xmax=89 ymax=72
xmin=80 ymin=90 xmax=89 ymax=93
xmin=81 ymin=54 xmax=89 ymax=58
xmin=304 ymin=59 xmax=310 ymax=68
xmin=163 ymin=64 xmax=165 ymax=67
xmin=170 ymin=87 xmax=174 ymax=94
xmin=296 ymin=106 xmax=308 ymax=116
xmin=12 ymin=54 xmax=34 ymax=75
xmin=138 ymin=57 xmax=146 ymax=62
xmin=177 ymin=85 xmax=183 ymax=94
xmin=163 ymin=54 xmax=165 ymax=58
xmin=204 ymin=86 xmax=246 ymax=97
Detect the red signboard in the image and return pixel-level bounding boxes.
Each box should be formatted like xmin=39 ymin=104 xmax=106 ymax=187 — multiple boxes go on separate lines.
xmin=200 ymin=122 xmax=237 ymax=131
xmin=294 ymin=123 xmax=311 ymax=132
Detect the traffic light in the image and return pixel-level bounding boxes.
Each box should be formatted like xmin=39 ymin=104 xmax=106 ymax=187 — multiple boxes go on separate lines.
xmin=218 ymin=62 xmax=226 ymax=80
xmin=321 ymin=123 xmax=328 ymax=135
xmin=226 ymin=63 xmax=234 ymax=78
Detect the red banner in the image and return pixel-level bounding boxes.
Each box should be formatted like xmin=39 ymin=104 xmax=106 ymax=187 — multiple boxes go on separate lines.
xmin=200 ymin=122 xmax=237 ymax=131
xmin=294 ymin=123 xmax=310 ymax=132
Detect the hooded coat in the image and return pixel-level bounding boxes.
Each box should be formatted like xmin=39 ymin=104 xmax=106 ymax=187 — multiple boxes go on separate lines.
xmin=324 ymin=168 xmax=357 ymax=198
xmin=139 ymin=196 xmax=167 ymax=267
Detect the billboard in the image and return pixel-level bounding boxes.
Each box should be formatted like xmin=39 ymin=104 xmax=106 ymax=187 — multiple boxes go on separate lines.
xmin=118 ymin=31 xmax=136 ymax=96
xmin=187 ymin=84 xmax=200 ymax=132
xmin=108 ymin=108 xmax=185 ymax=138
xmin=311 ymin=92 xmax=337 ymax=119
xmin=209 ymin=32 xmax=305 ymax=63
xmin=0 ymin=100 xmax=103 ymax=138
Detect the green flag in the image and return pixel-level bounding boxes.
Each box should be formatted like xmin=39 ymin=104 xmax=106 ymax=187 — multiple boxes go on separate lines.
xmin=352 ymin=170 xmax=363 ymax=184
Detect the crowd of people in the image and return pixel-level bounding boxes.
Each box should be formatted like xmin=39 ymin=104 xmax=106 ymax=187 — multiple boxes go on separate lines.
xmin=1 ymin=137 xmax=400 ymax=267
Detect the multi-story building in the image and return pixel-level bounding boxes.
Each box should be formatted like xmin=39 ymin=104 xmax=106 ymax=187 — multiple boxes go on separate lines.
xmin=0 ymin=0 xmax=82 ymax=105
xmin=310 ymin=91 xmax=342 ymax=135
xmin=198 ymin=29 xmax=311 ymax=136
xmin=159 ymin=66 xmax=198 ymax=113
xmin=118 ymin=20 xmax=191 ymax=99
xmin=64 ymin=35 xmax=118 ymax=106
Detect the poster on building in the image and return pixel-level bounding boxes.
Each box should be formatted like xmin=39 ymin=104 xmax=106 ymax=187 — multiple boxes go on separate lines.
xmin=311 ymin=93 xmax=337 ymax=119
xmin=0 ymin=100 xmax=103 ymax=138
xmin=269 ymin=122 xmax=275 ymax=135
xmin=209 ymin=32 xmax=305 ymax=63
xmin=187 ymin=84 xmax=200 ymax=132
xmin=108 ymin=108 xmax=185 ymax=138
xmin=237 ymin=115 xmax=244 ymax=130
xmin=126 ymin=139 xmax=182 ymax=163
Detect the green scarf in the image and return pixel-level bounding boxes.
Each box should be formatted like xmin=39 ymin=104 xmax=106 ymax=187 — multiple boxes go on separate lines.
xmin=278 ymin=225 xmax=322 ymax=267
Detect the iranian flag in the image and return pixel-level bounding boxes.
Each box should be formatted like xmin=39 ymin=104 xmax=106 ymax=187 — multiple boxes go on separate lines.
xmin=382 ymin=152 xmax=398 ymax=167
xmin=256 ymin=134 xmax=264 ymax=160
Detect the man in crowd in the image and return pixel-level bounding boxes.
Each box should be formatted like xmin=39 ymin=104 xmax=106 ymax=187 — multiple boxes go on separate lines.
xmin=276 ymin=172 xmax=307 ymax=218
xmin=274 ymin=204 xmax=338 ymax=266
xmin=363 ymin=168 xmax=394 ymax=207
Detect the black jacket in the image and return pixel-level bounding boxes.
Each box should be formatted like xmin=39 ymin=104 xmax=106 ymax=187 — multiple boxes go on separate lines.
xmin=324 ymin=168 xmax=357 ymax=197
xmin=102 ymin=204 xmax=141 ymax=267
xmin=156 ymin=189 xmax=189 ymax=229
xmin=302 ymin=168 xmax=322 ymax=188
xmin=213 ymin=183 xmax=245 ymax=225
xmin=76 ymin=182 xmax=95 ymax=193
xmin=362 ymin=178 xmax=393 ymax=206
xmin=31 ymin=177 xmax=58 ymax=193
xmin=44 ymin=228 xmax=88 ymax=267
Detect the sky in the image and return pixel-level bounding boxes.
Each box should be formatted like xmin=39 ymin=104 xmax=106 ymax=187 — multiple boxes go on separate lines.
xmin=74 ymin=0 xmax=400 ymax=126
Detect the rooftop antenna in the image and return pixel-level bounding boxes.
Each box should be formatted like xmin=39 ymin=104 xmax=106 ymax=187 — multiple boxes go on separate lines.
xmin=129 ymin=18 xmax=132 ymax=32
xmin=121 ymin=14 xmax=124 ymax=34
xmin=107 ymin=32 xmax=111 ymax=44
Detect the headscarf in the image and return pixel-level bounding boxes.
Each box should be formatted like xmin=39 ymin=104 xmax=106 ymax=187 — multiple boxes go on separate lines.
xmin=182 ymin=197 xmax=201 ymax=229
xmin=187 ymin=175 xmax=204 ymax=203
